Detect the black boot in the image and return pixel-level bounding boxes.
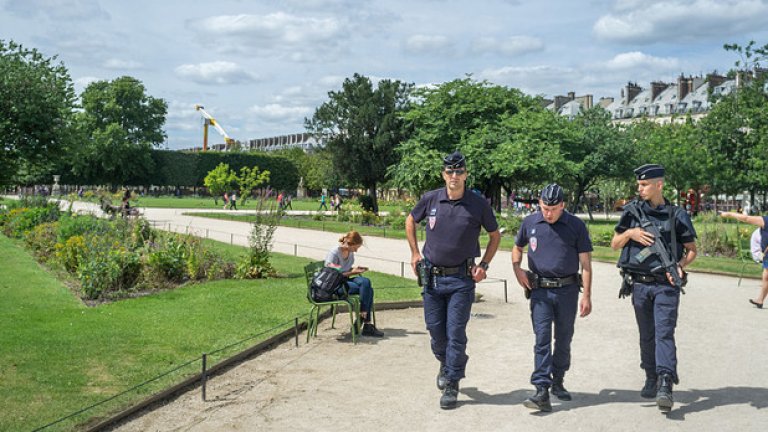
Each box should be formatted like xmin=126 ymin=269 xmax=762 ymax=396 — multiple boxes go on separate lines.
xmin=551 ymin=376 xmax=572 ymax=401
xmin=361 ymin=323 xmax=384 ymax=337
xmin=641 ymin=371 xmax=658 ymax=399
xmin=440 ymin=380 xmax=459 ymax=409
xmin=656 ymin=374 xmax=674 ymax=412
xmin=523 ymin=386 xmax=552 ymax=412
xmin=436 ymin=363 xmax=448 ymax=391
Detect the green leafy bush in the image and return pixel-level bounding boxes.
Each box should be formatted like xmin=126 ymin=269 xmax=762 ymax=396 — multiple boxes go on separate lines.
xmin=1 ymin=205 xmax=60 ymax=238
xmin=147 ymin=235 xmax=189 ymax=282
xmin=24 ymin=222 xmax=59 ymax=262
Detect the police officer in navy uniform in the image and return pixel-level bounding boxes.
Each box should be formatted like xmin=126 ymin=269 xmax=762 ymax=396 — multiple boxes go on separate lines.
xmin=405 ymin=151 xmax=500 ymax=410
xmin=512 ymin=184 xmax=593 ymax=412
xmin=611 ymin=164 xmax=697 ymax=412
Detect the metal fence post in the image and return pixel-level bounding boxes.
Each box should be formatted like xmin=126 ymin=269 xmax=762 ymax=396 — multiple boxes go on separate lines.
xmin=400 ymin=261 xmax=405 ymax=278
xmin=294 ymin=244 xmax=298 ymax=256
xmin=294 ymin=317 xmax=299 ymax=347
xmin=201 ymin=353 xmax=207 ymax=401
xmin=503 ymin=279 xmax=508 ymax=303
xmin=230 ymin=233 xmax=234 ymax=244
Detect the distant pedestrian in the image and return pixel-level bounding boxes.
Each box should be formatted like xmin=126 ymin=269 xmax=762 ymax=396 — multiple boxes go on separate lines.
xmin=223 ymin=192 xmax=229 ymax=210
xmin=318 ymin=193 xmax=328 ymax=211
xmin=229 ymin=192 xmax=238 ymax=210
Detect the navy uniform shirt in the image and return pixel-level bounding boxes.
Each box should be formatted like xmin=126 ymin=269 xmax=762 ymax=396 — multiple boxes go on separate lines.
xmin=614 ymin=199 xmax=697 ymax=274
xmin=761 ymin=216 xmax=768 ymax=253
xmin=411 ymin=187 xmax=498 ymax=267
xmin=515 ymin=210 xmax=593 ymax=278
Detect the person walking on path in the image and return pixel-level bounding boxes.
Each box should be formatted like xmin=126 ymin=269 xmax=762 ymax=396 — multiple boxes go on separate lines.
xmin=512 ymin=183 xmax=593 ymax=412
xmin=229 ymin=192 xmax=238 ymax=210
xmin=405 ymin=151 xmax=500 ymax=410
xmin=610 ymin=164 xmax=697 ymax=413
xmin=318 ymin=193 xmax=328 ymax=211
xmin=720 ymin=211 xmax=768 ymax=308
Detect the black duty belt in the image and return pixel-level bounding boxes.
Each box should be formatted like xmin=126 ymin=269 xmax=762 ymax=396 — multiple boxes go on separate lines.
xmin=537 ymin=274 xmax=580 ymax=288
xmin=628 ymin=273 xmax=667 ymax=283
xmin=431 ymin=260 xmax=472 ymax=276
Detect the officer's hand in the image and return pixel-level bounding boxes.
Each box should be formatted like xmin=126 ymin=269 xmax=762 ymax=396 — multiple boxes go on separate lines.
xmin=579 ymin=297 xmax=592 ymax=317
xmin=630 ymin=228 xmax=655 ymax=246
xmin=513 ymin=267 xmax=530 ymax=289
xmin=471 ymin=266 xmax=486 ymax=282
xmin=665 ymin=265 xmax=684 ymax=285
xmin=410 ymin=254 xmax=422 ymax=276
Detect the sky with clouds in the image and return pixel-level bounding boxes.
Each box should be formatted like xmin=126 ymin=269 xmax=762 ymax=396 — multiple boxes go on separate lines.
xmin=3 ymin=0 xmax=768 ymax=150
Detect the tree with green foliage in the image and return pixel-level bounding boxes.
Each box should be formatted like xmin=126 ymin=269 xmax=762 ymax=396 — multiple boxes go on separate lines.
xmin=235 ymin=165 xmax=270 ymax=205
xmin=306 ymin=73 xmax=413 ymax=213
xmin=390 ymin=77 xmax=542 ymax=207
xmin=701 ymin=41 xmax=768 ymax=203
xmin=0 ymin=40 xmax=77 ymax=185
xmin=203 ymin=163 xmax=236 ymax=205
xmin=556 ymin=107 xmax=636 ymax=217
xmin=72 ymin=76 xmax=167 ymax=187
xmin=630 ymin=119 xmax=706 ymax=204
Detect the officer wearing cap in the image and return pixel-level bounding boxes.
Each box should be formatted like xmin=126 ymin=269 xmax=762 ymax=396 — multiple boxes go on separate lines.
xmin=406 ymin=151 xmax=500 ymax=410
xmin=611 ymin=164 xmax=697 ymax=413
xmin=512 ymin=183 xmax=593 ymax=412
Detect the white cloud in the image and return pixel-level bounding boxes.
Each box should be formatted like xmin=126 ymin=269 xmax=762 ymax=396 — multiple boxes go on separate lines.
xmin=478 ymin=65 xmax=576 ymax=95
xmin=102 ymin=58 xmax=143 ymax=70
xmin=403 ymin=34 xmax=454 ymax=55
xmin=594 ymin=0 xmax=768 ymax=44
xmin=174 ymin=61 xmax=261 ymax=85
xmin=472 ymin=36 xmax=545 ymax=57
xmin=250 ymin=104 xmax=312 ymax=122
xmin=188 ymin=12 xmax=347 ymax=60
xmin=73 ymin=76 xmax=99 ymax=94
xmin=605 ymin=51 xmax=679 ymax=70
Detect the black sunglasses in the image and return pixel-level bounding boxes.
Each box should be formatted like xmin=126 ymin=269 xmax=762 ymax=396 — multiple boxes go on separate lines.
xmin=444 ymin=169 xmax=466 ymax=175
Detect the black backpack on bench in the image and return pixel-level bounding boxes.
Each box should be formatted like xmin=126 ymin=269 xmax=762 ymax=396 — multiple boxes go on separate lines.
xmin=310 ymin=267 xmax=346 ymax=301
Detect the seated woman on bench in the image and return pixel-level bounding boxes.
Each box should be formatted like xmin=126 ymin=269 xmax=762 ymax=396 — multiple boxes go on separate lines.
xmin=325 ymin=230 xmax=383 ymax=337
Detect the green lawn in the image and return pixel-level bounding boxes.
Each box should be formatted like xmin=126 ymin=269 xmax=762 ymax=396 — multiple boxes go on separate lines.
xmin=120 ymin=196 xmax=407 ymax=214
xmin=0 ymin=235 xmax=420 ymax=432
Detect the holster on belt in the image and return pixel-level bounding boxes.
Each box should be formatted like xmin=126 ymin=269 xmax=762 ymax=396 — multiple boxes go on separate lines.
xmin=524 ymin=270 xmax=537 ymax=299
xmin=416 ymin=259 xmax=432 ymax=290
xmin=618 ymin=270 xmax=633 ymax=299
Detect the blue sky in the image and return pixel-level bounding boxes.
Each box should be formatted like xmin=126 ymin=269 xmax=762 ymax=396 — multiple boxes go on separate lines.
xmin=2 ymin=0 xmax=768 ymax=149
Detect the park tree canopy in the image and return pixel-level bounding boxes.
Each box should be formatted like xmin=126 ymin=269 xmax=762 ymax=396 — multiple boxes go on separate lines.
xmin=0 ymin=40 xmax=77 ymax=185
xmin=306 ymin=73 xmax=413 ymax=213
xmin=390 ymin=77 xmax=541 ymax=207
xmin=71 ymin=76 xmax=168 ymax=187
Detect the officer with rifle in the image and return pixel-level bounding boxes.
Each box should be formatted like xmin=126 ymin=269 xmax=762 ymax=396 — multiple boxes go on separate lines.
xmin=610 ymin=164 xmax=697 ymax=413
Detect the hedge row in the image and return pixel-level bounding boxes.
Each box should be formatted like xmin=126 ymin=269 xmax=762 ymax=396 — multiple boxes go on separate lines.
xmin=58 ymin=150 xmax=300 ymax=191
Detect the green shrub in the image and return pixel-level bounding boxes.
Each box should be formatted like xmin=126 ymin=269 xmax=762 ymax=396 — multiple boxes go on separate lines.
xmin=496 ymin=213 xmax=523 ymax=237
xmin=147 ymin=235 xmax=189 ymax=282
xmin=24 ymin=222 xmax=59 ymax=262
xmin=56 ymin=235 xmax=88 ymax=272
xmin=386 ymin=214 xmax=407 ymax=230
xmin=360 ymin=211 xmax=379 ymax=226
xmin=1 ymin=205 xmax=60 ymax=238
xmin=57 ymin=213 xmax=113 ymax=242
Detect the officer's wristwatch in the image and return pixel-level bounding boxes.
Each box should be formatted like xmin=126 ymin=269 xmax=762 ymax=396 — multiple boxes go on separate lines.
xmin=478 ymin=261 xmax=489 ymax=271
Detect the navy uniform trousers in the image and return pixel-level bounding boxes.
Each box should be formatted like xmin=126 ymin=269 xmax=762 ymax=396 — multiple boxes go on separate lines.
xmin=632 ymin=281 xmax=680 ymax=381
xmin=530 ymin=283 xmax=579 ymax=387
xmin=423 ymin=273 xmax=475 ymax=382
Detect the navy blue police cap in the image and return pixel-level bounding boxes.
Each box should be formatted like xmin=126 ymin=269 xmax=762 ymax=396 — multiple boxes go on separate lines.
xmin=540 ymin=183 xmax=564 ymax=205
xmin=443 ymin=151 xmax=466 ymax=169
xmin=634 ymin=164 xmax=665 ymax=180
